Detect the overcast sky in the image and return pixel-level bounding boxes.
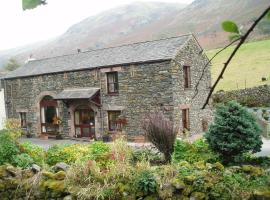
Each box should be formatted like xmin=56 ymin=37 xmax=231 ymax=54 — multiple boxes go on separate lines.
xmin=0 ymin=0 xmax=194 ymax=51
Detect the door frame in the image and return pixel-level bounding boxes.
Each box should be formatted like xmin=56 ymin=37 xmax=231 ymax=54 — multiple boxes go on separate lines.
xmin=74 ymin=105 xmax=95 ymax=139
xmin=40 ymin=96 xmax=59 ymax=134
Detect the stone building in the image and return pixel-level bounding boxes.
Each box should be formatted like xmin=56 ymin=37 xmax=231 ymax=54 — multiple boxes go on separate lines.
xmin=3 ymin=34 xmax=212 ymax=139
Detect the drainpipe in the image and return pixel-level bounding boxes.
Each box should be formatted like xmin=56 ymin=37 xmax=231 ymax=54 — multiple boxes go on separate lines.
xmin=98 ymin=67 xmax=104 ymax=137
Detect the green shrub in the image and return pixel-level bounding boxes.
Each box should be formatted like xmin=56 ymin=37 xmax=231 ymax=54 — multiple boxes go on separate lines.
xmin=47 ymin=145 xmax=67 ymax=165
xmin=12 ymin=153 xmax=34 ymax=169
xmin=172 ymin=139 xmax=219 ymax=164
xmin=134 ymin=169 xmax=157 ymax=196
xmin=20 ymin=142 xmax=46 ymax=165
xmin=0 ymin=131 xmax=20 ymax=165
xmin=131 ymin=148 xmax=163 ymax=164
xmin=47 ymin=144 xmax=90 ymax=165
xmin=65 ymin=159 xmax=135 ymax=199
xmin=205 ymin=101 xmax=262 ymax=163
xmin=4 ymin=118 xmax=23 ymax=140
xmin=86 ymin=141 xmax=111 ymax=167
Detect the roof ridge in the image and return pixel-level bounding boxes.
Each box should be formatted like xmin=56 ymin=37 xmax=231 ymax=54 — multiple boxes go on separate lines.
xmin=28 ymin=34 xmax=192 ymax=63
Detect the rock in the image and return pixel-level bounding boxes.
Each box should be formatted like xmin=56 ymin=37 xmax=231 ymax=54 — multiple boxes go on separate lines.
xmin=54 ymin=171 xmax=66 ymax=180
xmin=63 ymin=195 xmax=73 ymax=200
xmin=190 ymin=191 xmax=207 ymax=200
xmin=22 ymin=169 xmax=34 ymax=179
xmin=40 ymin=179 xmax=65 ymax=192
xmin=194 ymin=161 xmax=206 ymax=170
xmin=42 ymin=171 xmax=55 ymax=179
xmin=253 ymin=189 xmax=270 ymax=200
xmin=6 ymin=165 xmax=20 ymax=177
xmin=0 ymin=166 xmax=8 ymax=178
xmin=31 ymin=164 xmax=41 ymax=173
xmin=212 ymin=162 xmax=224 ymax=171
xmin=53 ymin=163 xmax=70 ymax=172
xmin=184 ymin=175 xmax=196 ymax=184
xmin=242 ymin=165 xmax=264 ymax=176
xmin=172 ymin=178 xmax=186 ymax=190
xmin=229 ymin=166 xmax=241 ymax=172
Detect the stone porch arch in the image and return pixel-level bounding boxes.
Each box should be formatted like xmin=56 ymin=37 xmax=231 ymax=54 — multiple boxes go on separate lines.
xmin=68 ymin=100 xmax=101 ymax=138
xmin=33 ymin=91 xmax=58 ymax=135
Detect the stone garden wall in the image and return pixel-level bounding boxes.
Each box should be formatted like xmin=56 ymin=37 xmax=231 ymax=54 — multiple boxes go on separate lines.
xmin=0 ymin=164 xmax=72 ymax=200
xmin=213 ymin=85 xmax=270 ymax=107
xmin=213 ymin=85 xmax=270 ymax=138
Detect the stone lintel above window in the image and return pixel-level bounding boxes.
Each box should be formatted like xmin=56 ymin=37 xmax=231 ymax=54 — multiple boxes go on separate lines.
xmin=16 ymin=108 xmax=29 ymax=113
xmin=103 ymin=105 xmax=125 ymax=111
xmin=179 ymin=104 xmax=191 ymax=110
xmin=100 ymin=66 xmax=122 ymax=73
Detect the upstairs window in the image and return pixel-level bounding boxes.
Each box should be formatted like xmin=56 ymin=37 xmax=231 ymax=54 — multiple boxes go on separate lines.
xmin=183 ymin=65 xmax=191 ymax=89
xmin=107 ymin=72 xmax=119 ymax=94
xmin=182 ymin=108 xmax=190 ymax=131
xmin=108 ymin=111 xmax=121 ymax=131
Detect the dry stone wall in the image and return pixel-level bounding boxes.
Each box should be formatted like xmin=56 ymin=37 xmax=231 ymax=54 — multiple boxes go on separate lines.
xmin=213 ymin=85 xmax=270 ymax=107
xmin=0 ymin=164 xmax=71 ymax=200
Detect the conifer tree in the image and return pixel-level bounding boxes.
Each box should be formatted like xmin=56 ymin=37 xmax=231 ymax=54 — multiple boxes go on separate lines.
xmin=205 ymin=101 xmax=262 ymax=163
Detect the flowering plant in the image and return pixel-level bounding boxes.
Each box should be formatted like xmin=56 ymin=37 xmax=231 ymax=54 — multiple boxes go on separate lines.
xmin=53 ymin=116 xmax=62 ymax=125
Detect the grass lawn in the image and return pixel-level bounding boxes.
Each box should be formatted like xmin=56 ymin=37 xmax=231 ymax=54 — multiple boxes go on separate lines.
xmin=207 ymin=39 xmax=270 ymax=91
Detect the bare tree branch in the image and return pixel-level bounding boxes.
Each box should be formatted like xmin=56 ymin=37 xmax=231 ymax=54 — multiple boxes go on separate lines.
xmin=202 ymin=5 xmax=270 ymax=109
xmin=192 ymin=37 xmax=241 ymax=100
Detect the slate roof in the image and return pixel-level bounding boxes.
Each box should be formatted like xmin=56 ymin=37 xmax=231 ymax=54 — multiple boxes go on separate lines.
xmin=54 ymin=88 xmax=99 ymax=100
xmin=5 ymin=34 xmax=192 ymax=79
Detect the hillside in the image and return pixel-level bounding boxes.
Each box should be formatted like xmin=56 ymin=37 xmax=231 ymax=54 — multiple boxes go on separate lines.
xmin=0 ymin=0 xmax=269 ymax=69
xmin=208 ymin=39 xmax=270 ymax=92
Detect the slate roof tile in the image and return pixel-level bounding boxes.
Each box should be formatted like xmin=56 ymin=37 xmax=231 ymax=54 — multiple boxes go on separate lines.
xmin=5 ymin=34 xmax=191 ymax=79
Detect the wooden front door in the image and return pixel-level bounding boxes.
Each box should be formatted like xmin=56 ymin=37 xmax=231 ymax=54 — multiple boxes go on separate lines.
xmin=74 ymin=107 xmax=95 ymax=138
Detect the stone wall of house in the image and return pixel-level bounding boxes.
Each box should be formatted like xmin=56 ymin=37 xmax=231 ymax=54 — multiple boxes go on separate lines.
xmin=4 ymin=70 xmax=101 ymax=136
xmin=4 ymin=37 xmax=212 ymax=138
xmin=212 ymin=85 xmax=270 ymax=107
xmin=4 ymin=61 xmax=174 ymax=137
xmin=108 ymin=61 xmax=174 ymax=136
xmin=171 ymin=36 xmax=213 ymax=137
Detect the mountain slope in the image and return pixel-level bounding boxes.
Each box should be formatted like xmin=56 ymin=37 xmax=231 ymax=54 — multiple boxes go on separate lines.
xmin=208 ymin=39 xmax=270 ymax=91
xmin=0 ymin=0 xmax=269 ymax=69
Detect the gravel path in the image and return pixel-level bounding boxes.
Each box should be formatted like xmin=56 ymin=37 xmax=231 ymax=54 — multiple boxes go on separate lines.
xmin=256 ymin=138 xmax=270 ymax=157
xmin=19 ymin=137 xmax=270 ymax=157
xmin=19 ymin=137 xmax=90 ymax=150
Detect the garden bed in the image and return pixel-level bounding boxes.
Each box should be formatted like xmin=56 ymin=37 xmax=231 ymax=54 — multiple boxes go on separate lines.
xmin=1 ymin=133 xmax=270 ymax=200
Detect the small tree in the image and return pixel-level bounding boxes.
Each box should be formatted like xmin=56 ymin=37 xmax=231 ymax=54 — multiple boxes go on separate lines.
xmin=205 ymin=101 xmax=262 ymax=163
xmin=142 ymin=112 xmax=177 ymax=162
xmin=4 ymin=58 xmax=20 ymax=71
